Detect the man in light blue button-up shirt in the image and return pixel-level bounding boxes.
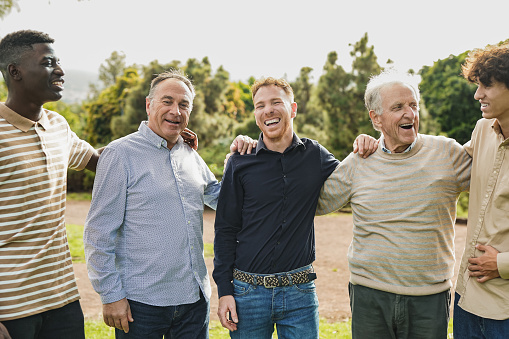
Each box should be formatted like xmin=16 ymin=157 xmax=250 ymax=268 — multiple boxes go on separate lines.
xmin=84 ymin=70 xmax=247 ymax=339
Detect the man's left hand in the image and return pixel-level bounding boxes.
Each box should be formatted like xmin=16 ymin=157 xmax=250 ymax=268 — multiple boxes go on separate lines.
xmin=468 ymin=244 xmax=500 ymax=283
xmin=181 ymin=128 xmax=198 ymax=150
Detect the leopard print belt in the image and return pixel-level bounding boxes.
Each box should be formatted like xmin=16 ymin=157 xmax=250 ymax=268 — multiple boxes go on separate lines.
xmin=233 ymin=267 xmax=316 ymax=288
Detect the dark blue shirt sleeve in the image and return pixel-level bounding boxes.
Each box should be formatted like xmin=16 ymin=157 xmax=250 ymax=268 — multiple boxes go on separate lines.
xmin=213 ymin=154 xmax=243 ymax=298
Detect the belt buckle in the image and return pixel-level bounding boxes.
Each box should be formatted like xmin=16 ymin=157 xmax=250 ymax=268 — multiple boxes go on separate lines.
xmin=263 ymin=275 xmax=278 ymax=288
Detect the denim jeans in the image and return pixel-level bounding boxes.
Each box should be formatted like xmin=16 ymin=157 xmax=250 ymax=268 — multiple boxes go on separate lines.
xmin=115 ymin=291 xmax=209 ymax=339
xmin=453 ymin=292 xmax=509 ymax=338
xmin=2 ymin=300 xmax=85 ymax=339
xmin=349 ymin=283 xmax=451 ymax=339
xmin=230 ymin=265 xmax=319 ymax=339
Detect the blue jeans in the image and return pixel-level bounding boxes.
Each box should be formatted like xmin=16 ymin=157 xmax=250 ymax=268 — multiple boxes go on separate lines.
xmin=115 ymin=292 xmax=209 ymax=339
xmin=2 ymin=300 xmax=85 ymax=339
xmin=230 ymin=265 xmax=319 ymax=339
xmin=453 ymin=292 xmax=509 ymax=338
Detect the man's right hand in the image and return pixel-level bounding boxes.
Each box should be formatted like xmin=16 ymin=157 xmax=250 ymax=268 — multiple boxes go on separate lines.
xmin=218 ymin=295 xmax=238 ymax=331
xmin=103 ymin=298 xmax=134 ymax=333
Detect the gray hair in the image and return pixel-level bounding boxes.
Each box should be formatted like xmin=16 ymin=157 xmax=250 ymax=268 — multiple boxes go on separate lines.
xmin=147 ymin=69 xmax=196 ymax=101
xmin=364 ymin=70 xmax=420 ymax=131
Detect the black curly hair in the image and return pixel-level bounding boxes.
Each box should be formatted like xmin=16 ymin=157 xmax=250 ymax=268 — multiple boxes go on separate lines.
xmin=0 ymin=30 xmax=54 ymax=85
xmin=462 ymin=43 xmax=509 ymax=89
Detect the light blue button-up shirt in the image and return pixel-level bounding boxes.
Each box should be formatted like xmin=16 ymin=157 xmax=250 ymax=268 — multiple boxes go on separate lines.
xmin=84 ymin=122 xmax=221 ymax=306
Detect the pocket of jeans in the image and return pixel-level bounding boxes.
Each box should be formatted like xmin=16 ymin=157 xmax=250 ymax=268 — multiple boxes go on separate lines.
xmin=233 ymin=281 xmax=253 ymax=297
xmin=294 ymin=281 xmax=316 ymax=293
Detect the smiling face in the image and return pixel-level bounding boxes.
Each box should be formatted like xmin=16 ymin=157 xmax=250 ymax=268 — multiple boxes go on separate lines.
xmin=474 ymin=80 xmax=509 ymax=129
xmin=16 ymin=43 xmax=65 ymax=105
xmin=146 ymin=78 xmax=193 ymax=149
xmin=253 ymin=85 xmax=297 ymax=151
xmin=369 ymin=83 xmax=419 ymax=153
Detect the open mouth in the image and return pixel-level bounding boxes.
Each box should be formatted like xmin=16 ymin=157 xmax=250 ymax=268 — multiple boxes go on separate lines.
xmin=165 ymin=119 xmax=180 ymax=125
xmin=265 ymin=118 xmax=280 ymax=126
xmin=399 ymin=123 xmax=413 ymax=130
xmin=51 ymin=80 xmax=64 ymax=89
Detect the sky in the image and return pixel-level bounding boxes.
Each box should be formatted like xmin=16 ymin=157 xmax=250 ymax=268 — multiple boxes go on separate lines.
xmin=1 ymin=0 xmax=508 ymax=84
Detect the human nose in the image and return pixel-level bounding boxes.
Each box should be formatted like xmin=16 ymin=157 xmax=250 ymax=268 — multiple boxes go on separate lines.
xmin=169 ymin=102 xmax=181 ymax=115
xmin=54 ymin=62 xmax=65 ymax=76
xmin=474 ymin=86 xmax=484 ymax=101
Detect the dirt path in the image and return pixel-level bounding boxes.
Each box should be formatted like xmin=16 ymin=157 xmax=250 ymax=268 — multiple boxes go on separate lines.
xmin=67 ymin=200 xmax=467 ymax=322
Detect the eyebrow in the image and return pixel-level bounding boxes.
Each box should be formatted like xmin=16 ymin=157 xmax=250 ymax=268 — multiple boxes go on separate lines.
xmin=160 ymin=95 xmax=190 ymax=105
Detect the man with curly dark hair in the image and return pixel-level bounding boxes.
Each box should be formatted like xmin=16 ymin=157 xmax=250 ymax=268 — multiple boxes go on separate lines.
xmin=454 ymin=42 xmax=509 ymax=338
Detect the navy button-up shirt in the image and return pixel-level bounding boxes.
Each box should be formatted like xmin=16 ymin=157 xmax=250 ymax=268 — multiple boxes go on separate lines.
xmin=213 ymin=133 xmax=338 ymax=297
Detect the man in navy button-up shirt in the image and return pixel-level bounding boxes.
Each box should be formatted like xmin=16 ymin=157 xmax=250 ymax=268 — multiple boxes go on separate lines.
xmin=213 ymin=77 xmax=339 ymax=338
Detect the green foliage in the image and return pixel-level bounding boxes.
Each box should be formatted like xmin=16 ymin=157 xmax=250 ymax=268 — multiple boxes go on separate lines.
xmin=43 ymin=101 xmax=84 ymax=135
xmin=0 ymin=0 xmax=19 ymax=19
xmin=84 ymin=67 xmax=140 ymax=146
xmin=419 ymin=52 xmax=479 ymax=144
xmin=316 ymin=33 xmax=381 ymax=159
xmin=99 ymin=51 xmax=127 ymax=87
xmin=0 ymin=78 xmax=7 ymax=101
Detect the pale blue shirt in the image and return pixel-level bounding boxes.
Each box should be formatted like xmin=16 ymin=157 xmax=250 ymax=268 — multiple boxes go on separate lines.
xmin=380 ymin=135 xmax=417 ymax=154
xmin=84 ymin=121 xmax=221 ymax=306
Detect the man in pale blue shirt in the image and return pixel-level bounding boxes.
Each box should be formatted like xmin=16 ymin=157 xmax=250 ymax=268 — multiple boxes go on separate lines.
xmin=84 ymin=70 xmax=253 ymax=339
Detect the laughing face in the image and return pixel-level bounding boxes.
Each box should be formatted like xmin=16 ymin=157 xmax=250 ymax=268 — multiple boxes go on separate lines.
xmin=474 ymin=80 xmax=509 ymax=127
xmin=253 ymin=85 xmax=297 ymax=148
xmin=146 ymin=78 xmax=193 ymax=149
xmin=17 ymin=43 xmax=65 ymax=105
xmin=370 ymin=83 xmax=420 ymax=153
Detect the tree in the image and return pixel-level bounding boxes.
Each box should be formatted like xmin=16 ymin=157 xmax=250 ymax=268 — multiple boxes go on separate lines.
xmin=292 ymin=67 xmax=314 ymax=115
xmin=419 ymin=52 xmax=479 ymax=144
xmin=84 ymin=67 xmax=140 ymax=146
xmin=315 ymin=34 xmax=381 ymax=159
xmin=99 ymin=51 xmax=127 ymax=87
xmin=0 ymin=0 xmax=19 ymax=19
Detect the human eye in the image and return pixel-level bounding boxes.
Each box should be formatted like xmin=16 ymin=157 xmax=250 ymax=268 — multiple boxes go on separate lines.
xmin=179 ymin=103 xmax=189 ymax=110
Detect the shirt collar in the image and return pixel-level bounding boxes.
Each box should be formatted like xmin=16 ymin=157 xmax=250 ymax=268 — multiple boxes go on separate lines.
xmin=138 ymin=121 xmax=182 ymax=149
xmin=380 ymin=135 xmax=417 ymax=154
xmin=491 ymin=119 xmax=506 ymax=139
xmin=255 ymin=132 xmax=305 ymax=154
xmin=0 ymin=103 xmax=50 ymax=132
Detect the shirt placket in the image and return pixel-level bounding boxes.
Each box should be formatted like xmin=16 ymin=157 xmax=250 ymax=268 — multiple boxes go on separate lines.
xmin=468 ymin=143 xmax=505 ymax=256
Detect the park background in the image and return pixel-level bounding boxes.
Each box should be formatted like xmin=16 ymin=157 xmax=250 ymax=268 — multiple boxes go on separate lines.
xmin=1 ymin=0 xmax=508 ymax=337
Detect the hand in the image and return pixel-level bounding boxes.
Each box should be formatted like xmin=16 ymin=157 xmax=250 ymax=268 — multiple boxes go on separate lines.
xmin=218 ymin=295 xmax=238 ymax=331
xmin=181 ymin=128 xmax=198 ymax=150
xmin=0 ymin=322 xmax=11 ymax=339
xmin=353 ymin=134 xmax=378 ymax=158
xmin=468 ymin=244 xmax=500 ymax=283
xmin=230 ymin=135 xmax=257 ymax=155
xmin=103 ymin=298 xmax=134 ymax=333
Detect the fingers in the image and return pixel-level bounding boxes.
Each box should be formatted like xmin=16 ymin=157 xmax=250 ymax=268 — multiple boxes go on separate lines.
xmin=231 ymin=135 xmax=257 ymax=155
xmin=103 ymin=299 xmax=133 ymax=333
xmin=218 ymin=296 xmax=238 ymax=331
xmin=224 ymin=153 xmax=232 ymax=172
xmin=353 ymin=134 xmax=378 ymax=158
